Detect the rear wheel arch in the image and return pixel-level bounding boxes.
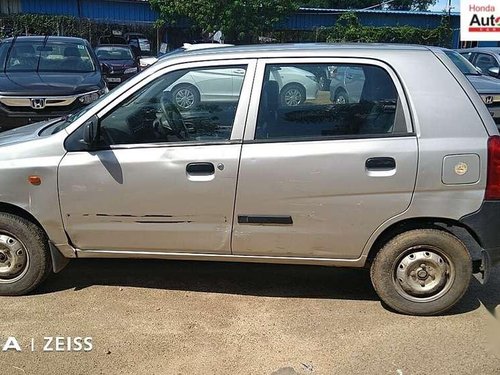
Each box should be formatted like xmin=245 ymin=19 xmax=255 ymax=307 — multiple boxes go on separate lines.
xmin=366 ymin=217 xmax=482 ymax=267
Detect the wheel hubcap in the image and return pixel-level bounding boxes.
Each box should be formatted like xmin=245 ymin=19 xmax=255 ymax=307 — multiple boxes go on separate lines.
xmin=394 ymin=246 xmax=454 ymax=302
xmin=175 ymin=89 xmax=195 ymax=109
xmin=0 ymin=234 xmax=29 ymax=283
xmin=284 ymin=89 xmax=302 ymax=106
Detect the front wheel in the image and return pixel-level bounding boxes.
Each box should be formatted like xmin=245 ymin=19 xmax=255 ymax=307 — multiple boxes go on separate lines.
xmin=0 ymin=213 xmax=52 ymax=296
xmin=370 ymin=229 xmax=472 ymax=316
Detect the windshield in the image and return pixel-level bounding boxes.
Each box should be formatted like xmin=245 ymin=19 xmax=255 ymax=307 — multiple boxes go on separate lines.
xmin=0 ymin=39 xmax=96 ymax=73
xmin=95 ymin=46 xmax=134 ymax=61
xmin=444 ymin=50 xmax=481 ymax=75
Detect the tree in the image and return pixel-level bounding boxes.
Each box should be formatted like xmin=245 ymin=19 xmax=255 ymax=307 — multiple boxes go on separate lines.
xmin=300 ymin=0 xmax=436 ymax=11
xmin=149 ymin=0 xmax=300 ymax=43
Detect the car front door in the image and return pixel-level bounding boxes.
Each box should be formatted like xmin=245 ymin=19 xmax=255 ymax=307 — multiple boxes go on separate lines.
xmin=232 ymin=59 xmax=418 ymax=259
xmin=58 ymin=60 xmax=256 ymax=254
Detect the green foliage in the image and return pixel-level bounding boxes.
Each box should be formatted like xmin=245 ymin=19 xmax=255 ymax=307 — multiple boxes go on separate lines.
xmin=318 ymin=12 xmax=452 ymax=47
xmin=0 ymin=14 xmax=157 ymax=47
xmin=149 ymin=0 xmax=299 ymax=43
xmin=300 ymin=0 xmax=436 ymax=11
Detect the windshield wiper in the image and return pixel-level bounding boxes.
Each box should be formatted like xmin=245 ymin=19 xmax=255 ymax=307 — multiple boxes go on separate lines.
xmin=35 ymin=35 xmax=49 ymax=73
xmin=3 ymin=35 xmax=17 ymax=73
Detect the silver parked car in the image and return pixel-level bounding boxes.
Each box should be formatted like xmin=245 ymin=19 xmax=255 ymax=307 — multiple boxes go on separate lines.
xmin=0 ymin=44 xmax=498 ymax=316
xmin=329 ymin=65 xmax=365 ymax=104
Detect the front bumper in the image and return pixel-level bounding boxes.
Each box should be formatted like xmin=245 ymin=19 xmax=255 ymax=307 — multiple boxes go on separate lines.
xmin=460 ymin=201 xmax=500 ymax=282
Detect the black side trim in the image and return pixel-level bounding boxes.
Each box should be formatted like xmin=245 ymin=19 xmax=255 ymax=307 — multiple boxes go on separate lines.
xmin=238 ymin=215 xmax=293 ymax=225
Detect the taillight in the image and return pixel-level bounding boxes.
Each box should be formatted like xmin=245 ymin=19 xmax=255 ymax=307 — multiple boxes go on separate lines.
xmin=485 ymin=135 xmax=500 ymax=200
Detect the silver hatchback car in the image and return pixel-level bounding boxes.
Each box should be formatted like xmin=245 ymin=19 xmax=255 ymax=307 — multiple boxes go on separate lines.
xmin=0 ymin=44 xmax=498 ymax=316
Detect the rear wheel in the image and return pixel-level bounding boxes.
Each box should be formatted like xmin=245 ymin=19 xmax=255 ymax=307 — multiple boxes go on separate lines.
xmin=172 ymin=84 xmax=200 ymax=110
xmin=0 ymin=213 xmax=51 ymax=296
xmin=280 ymin=84 xmax=306 ymax=107
xmin=370 ymin=229 xmax=472 ymax=315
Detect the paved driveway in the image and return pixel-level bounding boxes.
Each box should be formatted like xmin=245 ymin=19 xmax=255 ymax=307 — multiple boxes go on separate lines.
xmin=0 ymin=259 xmax=499 ymax=374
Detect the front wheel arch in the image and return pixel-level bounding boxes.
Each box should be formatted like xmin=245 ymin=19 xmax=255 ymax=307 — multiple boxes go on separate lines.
xmin=0 ymin=202 xmax=69 ymax=273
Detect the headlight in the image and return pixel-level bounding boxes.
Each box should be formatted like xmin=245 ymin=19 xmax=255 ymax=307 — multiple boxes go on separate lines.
xmin=79 ymin=92 xmax=100 ymax=105
xmin=124 ymin=67 xmax=138 ymax=74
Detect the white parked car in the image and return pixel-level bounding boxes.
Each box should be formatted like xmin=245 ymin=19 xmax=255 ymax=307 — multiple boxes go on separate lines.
xmin=139 ymin=43 xmax=233 ymax=70
xmin=168 ymin=65 xmax=320 ymax=109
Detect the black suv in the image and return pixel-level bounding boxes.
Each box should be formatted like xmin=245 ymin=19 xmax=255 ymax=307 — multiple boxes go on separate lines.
xmin=0 ymin=36 xmax=107 ymax=131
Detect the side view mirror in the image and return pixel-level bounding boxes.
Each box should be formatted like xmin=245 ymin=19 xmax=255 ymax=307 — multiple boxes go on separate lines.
xmin=100 ymin=62 xmax=111 ymax=75
xmin=488 ymin=67 xmax=500 ymax=78
xmin=83 ymin=117 xmax=99 ymax=149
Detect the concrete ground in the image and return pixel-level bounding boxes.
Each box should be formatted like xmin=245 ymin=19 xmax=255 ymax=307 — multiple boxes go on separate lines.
xmin=0 ymin=259 xmax=499 ymax=375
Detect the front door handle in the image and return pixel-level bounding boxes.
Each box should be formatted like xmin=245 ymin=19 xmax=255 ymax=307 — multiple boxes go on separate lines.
xmin=365 ymin=157 xmax=396 ymax=171
xmin=186 ymin=162 xmax=215 ymax=176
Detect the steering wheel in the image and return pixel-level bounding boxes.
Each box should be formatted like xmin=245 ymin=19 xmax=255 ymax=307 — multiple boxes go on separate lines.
xmin=159 ymin=92 xmax=190 ymax=141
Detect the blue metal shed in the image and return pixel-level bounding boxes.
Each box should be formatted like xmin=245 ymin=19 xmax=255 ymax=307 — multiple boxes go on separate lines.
xmin=283 ymin=8 xmax=461 ymax=48
xmin=20 ymin=0 xmax=157 ymax=24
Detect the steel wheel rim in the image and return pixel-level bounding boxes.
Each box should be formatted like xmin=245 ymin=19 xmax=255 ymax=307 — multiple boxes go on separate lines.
xmin=175 ymin=88 xmax=195 ymax=109
xmin=393 ymin=245 xmax=455 ymax=303
xmin=0 ymin=232 xmax=29 ymax=284
xmin=284 ymin=88 xmax=302 ymax=106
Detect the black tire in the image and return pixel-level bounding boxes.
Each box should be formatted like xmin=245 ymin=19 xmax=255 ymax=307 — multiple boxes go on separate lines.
xmin=334 ymin=89 xmax=349 ymax=104
xmin=370 ymin=229 xmax=472 ymax=316
xmin=280 ymin=83 xmax=306 ymax=107
xmin=171 ymin=84 xmax=200 ymax=110
xmin=0 ymin=213 xmax=52 ymax=296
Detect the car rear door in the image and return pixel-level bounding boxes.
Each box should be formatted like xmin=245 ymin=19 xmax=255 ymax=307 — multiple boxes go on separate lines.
xmin=232 ymin=58 xmax=418 ymax=259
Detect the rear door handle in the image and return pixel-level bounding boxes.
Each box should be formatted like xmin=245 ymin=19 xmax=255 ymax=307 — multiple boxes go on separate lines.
xmin=186 ymin=162 xmax=215 ymax=176
xmin=365 ymin=157 xmax=396 ymax=171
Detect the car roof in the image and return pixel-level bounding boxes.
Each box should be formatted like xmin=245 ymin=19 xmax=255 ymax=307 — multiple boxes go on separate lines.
xmin=155 ymin=43 xmax=432 ymax=67
xmin=2 ymin=36 xmax=88 ymax=44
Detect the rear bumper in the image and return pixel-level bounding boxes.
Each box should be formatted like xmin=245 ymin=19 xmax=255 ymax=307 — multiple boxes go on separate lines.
xmin=460 ymin=201 xmax=500 ymax=282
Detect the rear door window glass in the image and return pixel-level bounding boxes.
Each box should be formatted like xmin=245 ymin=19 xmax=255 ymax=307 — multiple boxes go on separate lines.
xmin=255 ymin=63 xmax=406 ymax=140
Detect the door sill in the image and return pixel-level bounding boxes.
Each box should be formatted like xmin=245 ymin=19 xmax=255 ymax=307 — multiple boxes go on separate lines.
xmin=75 ymin=249 xmax=366 ymax=268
